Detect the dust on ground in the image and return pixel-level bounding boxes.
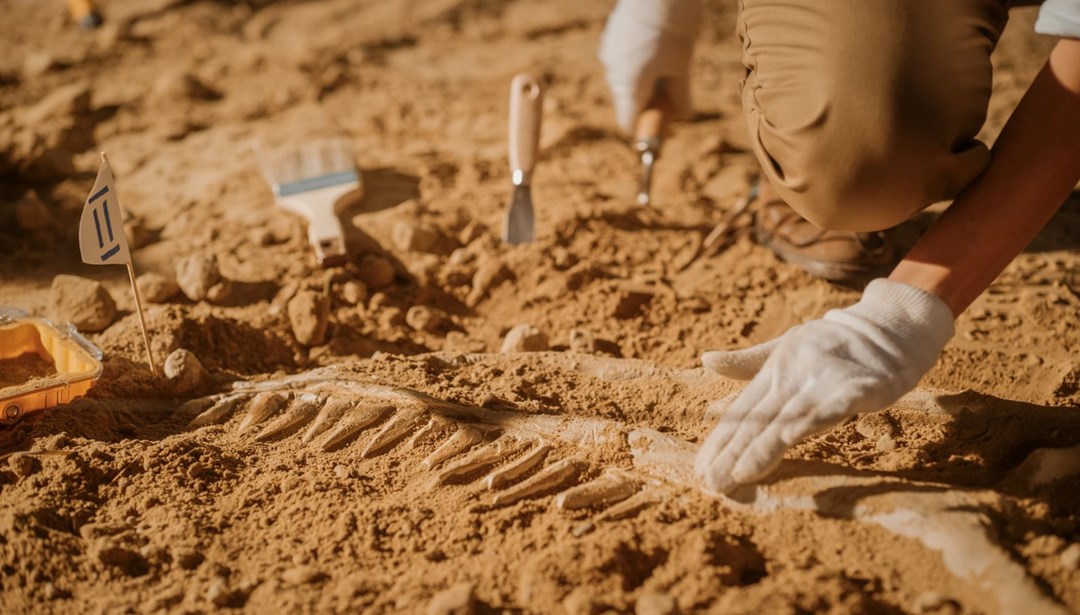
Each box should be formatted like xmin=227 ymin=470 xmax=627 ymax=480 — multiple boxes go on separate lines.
xmin=1 ymin=1 xmax=1078 ymax=613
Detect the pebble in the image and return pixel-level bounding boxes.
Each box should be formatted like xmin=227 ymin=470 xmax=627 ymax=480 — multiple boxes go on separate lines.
xmin=152 ymin=69 xmax=220 ymax=101
xmin=136 ymin=272 xmax=180 ymax=303
xmin=636 ymin=591 xmax=679 ymax=615
xmin=48 ymin=274 xmax=117 ymax=332
xmin=357 ymin=254 xmax=395 ymax=289
xmin=500 ymin=324 xmax=549 ymax=353
xmin=22 ymin=51 xmax=57 ymax=79
xmin=287 ymin=289 xmax=330 ymax=346
xmin=855 ymin=412 xmax=896 ymax=441
xmin=406 ymin=305 xmax=444 ymax=333
xmin=1061 ymin=543 xmax=1080 ymax=570
xmin=206 ymin=579 xmax=233 ymax=608
xmin=14 ymin=192 xmax=53 ymax=230
xmin=164 ymin=349 xmax=204 ymax=394
xmin=568 ymin=328 xmax=596 ymax=353
xmin=426 ymin=582 xmax=475 ymax=615
xmin=281 ymin=565 xmax=325 ymax=585
xmin=341 ymin=280 xmax=368 ymax=305
xmin=10 ymin=453 xmax=40 ymax=478
xmin=875 ymin=435 xmax=898 ymax=452
xmin=334 ymin=465 xmax=351 ymax=479
xmin=393 ymin=222 xmax=442 ymax=253
xmin=467 ymin=258 xmax=510 ymax=307
xmin=205 ymin=280 xmax=233 ymax=304
xmin=176 ymin=254 xmax=221 ymax=302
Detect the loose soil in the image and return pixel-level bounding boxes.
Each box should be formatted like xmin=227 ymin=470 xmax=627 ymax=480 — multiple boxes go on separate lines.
xmin=0 ymin=353 xmax=57 ymax=390
xmin=1 ymin=1 xmax=1078 ymax=614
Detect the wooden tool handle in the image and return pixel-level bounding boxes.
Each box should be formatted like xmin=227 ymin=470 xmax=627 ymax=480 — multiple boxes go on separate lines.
xmin=635 ymin=85 xmax=675 ymax=142
xmin=508 ymin=73 xmax=544 ymax=178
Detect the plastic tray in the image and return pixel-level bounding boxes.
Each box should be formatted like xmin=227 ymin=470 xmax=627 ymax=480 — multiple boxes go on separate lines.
xmin=0 ymin=307 xmax=103 ymax=425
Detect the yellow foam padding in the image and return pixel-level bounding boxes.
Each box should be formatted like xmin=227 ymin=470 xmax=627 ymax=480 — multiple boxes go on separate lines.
xmin=0 ymin=317 xmax=103 ymax=422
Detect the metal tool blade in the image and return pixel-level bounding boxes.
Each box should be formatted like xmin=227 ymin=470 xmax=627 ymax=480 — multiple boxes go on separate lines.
xmin=503 ymin=184 xmax=535 ymax=245
xmin=636 ymin=148 xmax=656 ymax=206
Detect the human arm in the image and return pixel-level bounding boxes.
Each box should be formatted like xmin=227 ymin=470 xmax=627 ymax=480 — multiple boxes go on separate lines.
xmin=696 ymin=38 xmax=1080 ymax=494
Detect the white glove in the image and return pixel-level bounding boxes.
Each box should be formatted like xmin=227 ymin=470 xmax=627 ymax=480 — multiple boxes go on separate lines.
xmin=598 ymin=0 xmax=702 ymax=132
xmin=694 ymin=279 xmax=956 ymax=494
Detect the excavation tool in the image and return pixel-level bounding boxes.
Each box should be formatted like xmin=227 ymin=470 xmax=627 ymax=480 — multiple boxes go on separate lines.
xmin=0 ymin=308 xmax=103 ymax=425
xmin=634 ymin=84 xmax=674 ymax=206
xmin=503 ymin=72 xmax=544 ymax=245
xmin=254 ymin=137 xmax=361 ymax=266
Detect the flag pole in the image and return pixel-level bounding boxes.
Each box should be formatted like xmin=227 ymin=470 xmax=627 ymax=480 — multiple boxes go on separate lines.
xmin=102 ymin=152 xmax=157 ymax=377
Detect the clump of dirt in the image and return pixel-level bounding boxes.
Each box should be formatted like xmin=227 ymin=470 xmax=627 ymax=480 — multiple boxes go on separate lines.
xmin=0 ymin=352 xmax=57 ymax=390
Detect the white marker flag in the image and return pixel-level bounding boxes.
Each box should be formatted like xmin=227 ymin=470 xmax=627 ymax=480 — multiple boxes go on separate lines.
xmin=79 ymin=157 xmax=130 ymax=266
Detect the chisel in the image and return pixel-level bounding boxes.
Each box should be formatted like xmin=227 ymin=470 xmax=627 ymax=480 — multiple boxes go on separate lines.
xmin=503 ymin=73 xmax=544 ymax=245
xmin=634 ymin=84 xmax=674 ymax=207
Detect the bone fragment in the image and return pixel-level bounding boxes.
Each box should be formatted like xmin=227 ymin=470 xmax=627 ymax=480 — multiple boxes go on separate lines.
xmin=423 ymin=427 xmax=485 ymax=470
xmin=484 ymin=441 xmax=550 ymax=490
xmin=436 ymin=439 xmax=522 ymax=484
xmin=491 ymin=458 xmax=587 ymax=507
xmin=595 ymin=487 xmax=663 ymax=521
xmin=361 ymin=407 xmax=428 ymax=458
xmin=255 ymin=394 xmax=323 ymax=442
xmin=300 ymin=397 xmax=354 ymax=443
xmin=238 ymin=392 xmax=289 ymax=434
xmin=187 ymin=394 xmax=248 ymax=429
xmin=319 ymin=403 xmax=394 ymax=452
xmin=555 ymin=468 xmax=640 ymax=510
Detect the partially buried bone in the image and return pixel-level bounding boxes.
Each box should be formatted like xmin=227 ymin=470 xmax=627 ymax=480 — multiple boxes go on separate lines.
xmin=187 ymin=394 xmax=249 ymax=428
xmin=484 ymin=441 xmax=551 ymax=489
xmin=555 ymin=468 xmax=640 ymax=510
xmin=423 ymin=427 xmax=485 ymax=470
xmin=255 ymin=393 xmax=323 ymax=442
xmin=362 ymin=407 xmax=428 ymax=458
xmin=301 ymin=397 xmax=354 ymax=443
xmin=491 ymin=458 xmax=587 ymax=507
xmin=437 ymin=438 xmax=525 ymax=484
xmin=238 ymin=392 xmax=289 ymax=434
xmin=320 ymin=403 xmax=394 ymax=452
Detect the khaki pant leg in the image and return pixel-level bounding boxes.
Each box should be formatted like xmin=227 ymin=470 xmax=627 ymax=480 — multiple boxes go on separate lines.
xmin=738 ymin=0 xmax=1009 ymax=232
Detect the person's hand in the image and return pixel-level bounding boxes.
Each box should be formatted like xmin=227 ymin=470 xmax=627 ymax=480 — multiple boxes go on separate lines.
xmin=694 ymin=279 xmax=956 ymax=494
xmin=598 ymin=0 xmax=702 ymax=132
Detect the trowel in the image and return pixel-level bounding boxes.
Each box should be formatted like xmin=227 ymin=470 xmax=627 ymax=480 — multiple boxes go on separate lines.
xmin=634 ymin=83 xmax=674 ymax=207
xmin=503 ymin=72 xmax=544 ymax=245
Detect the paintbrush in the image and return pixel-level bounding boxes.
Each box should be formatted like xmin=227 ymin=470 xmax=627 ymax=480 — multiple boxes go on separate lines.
xmin=254 ymin=137 xmax=361 ymax=267
xmin=503 ymin=72 xmax=544 ymax=245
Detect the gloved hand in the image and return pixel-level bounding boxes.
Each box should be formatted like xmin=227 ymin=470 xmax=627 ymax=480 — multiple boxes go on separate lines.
xmin=598 ymin=0 xmax=702 ymax=132
xmin=694 ymin=279 xmax=956 ymax=494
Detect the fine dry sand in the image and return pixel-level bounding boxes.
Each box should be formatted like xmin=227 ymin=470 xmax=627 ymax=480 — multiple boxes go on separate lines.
xmin=1 ymin=1 xmax=1078 ymax=613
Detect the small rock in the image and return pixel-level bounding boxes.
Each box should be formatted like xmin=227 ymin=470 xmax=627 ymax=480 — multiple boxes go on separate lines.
xmin=22 ymin=52 xmax=57 ymax=79
xmin=467 ymin=258 xmax=510 ymax=307
xmin=912 ymin=591 xmax=960 ymax=615
xmin=164 ymin=349 xmax=204 ymax=394
xmin=357 ymin=255 xmax=395 ymax=289
xmin=875 ymin=435 xmax=898 ymax=452
xmin=341 ymin=280 xmax=367 ymax=305
xmin=288 ymin=289 xmax=330 ymax=346
xmin=136 ymin=272 xmax=180 ymax=303
xmin=48 ymin=275 xmax=117 ymax=332
xmin=426 ymin=582 xmax=475 ymax=615
xmin=571 ymin=521 xmax=595 ymax=538
xmin=568 ymin=328 xmax=596 ymax=353
xmin=378 ymin=306 xmax=405 ymax=329
xmin=334 ymin=465 xmax=351 ymax=479
xmin=281 ymin=565 xmax=326 ymax=585
xmin=14 ymin=192 xmax=53 ymax=230
xmin=855 ymin=412 xmax=896 ymax=441
xmin=636 ymin=591 xmax=679 ymax=615
xmin=175 ymin=548 xmax=205 ymax=571
xmin=10 ymin=454 xmax=40 ymax=478
xmin=175 ymin=254 xmax=221 ymax=301
xmin=500 ymin=324 xmax=549 ymax=353
xmin=1061 ymin=543 xmax=1080 ymax=570
xmin=406 ymin=305 xmax=444 ymax=333
xmin=206 ymin=280 xmax=233 ymax=304
xmin=458 ymin=221 xmax=485 ymax=245
xmin=393 ymin=222 xmax=443 ymax=253
xmin=153 ymin=69 xmax=220 ymax=101
xmin=206 ymin=579 xmax=230 ymax=607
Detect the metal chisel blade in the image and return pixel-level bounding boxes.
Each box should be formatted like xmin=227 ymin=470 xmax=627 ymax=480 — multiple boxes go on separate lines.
xmin=503 ymin=184 xmax=535 ymax=245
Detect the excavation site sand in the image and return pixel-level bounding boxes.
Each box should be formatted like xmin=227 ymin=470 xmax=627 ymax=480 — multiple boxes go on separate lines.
xmin=1 ymin=1 xmax=1079 ymax=613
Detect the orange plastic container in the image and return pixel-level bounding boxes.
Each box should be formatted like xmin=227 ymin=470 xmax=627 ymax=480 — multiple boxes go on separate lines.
xmin=0 ymin=307 xmax=103 ymax=425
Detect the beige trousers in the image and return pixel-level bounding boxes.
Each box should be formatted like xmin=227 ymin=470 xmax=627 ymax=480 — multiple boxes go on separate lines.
xmin=739 ymin=0 xmax=1010 ymax=231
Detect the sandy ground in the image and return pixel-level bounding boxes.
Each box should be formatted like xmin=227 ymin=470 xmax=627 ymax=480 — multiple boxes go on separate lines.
xmin=1 ymin=0 xmax=1079 ymax=613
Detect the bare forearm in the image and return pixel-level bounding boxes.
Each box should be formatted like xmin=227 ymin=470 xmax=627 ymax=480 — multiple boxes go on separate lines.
xmin=891 ymin=39 xmax=1080 ymax=316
